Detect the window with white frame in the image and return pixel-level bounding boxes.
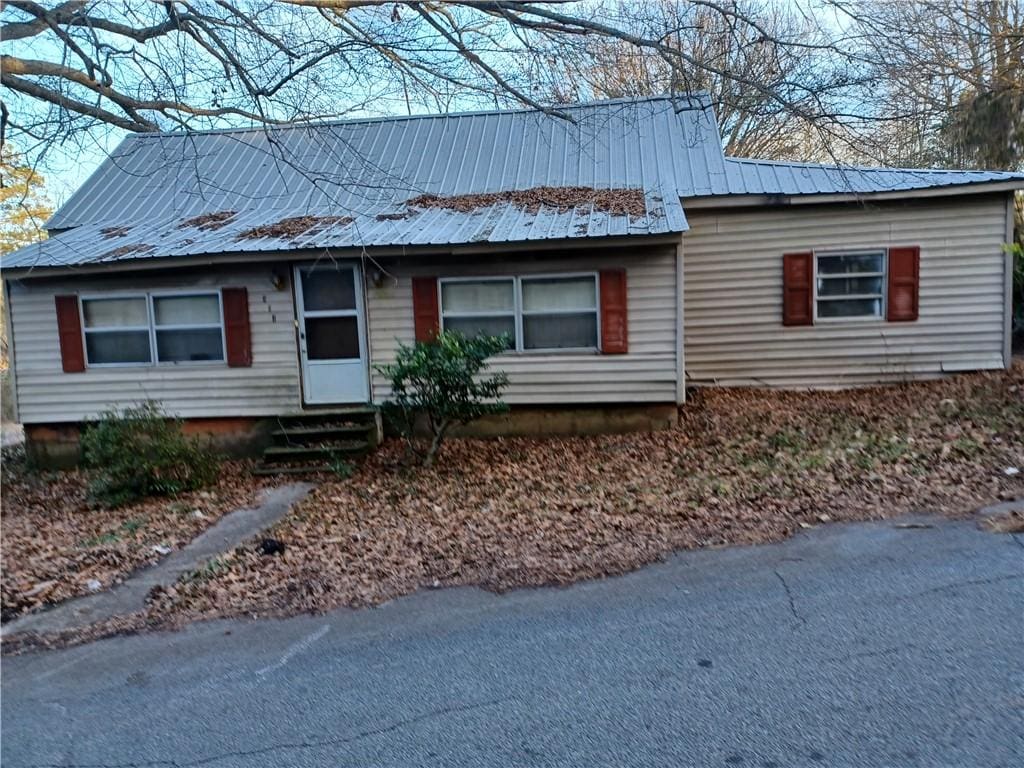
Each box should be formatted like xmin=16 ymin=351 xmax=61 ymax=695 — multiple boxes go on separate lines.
xmin=80 ymin=292 xmax=225 ymax=366
xmin=82 ymin=296 xmax=152 ymax=365
xmin=440 ymin=279 xmax=516 ymax=350
xmin=815 ymin=251 xmax=886 ymax=320
xmin=520 ymin=275 xmax=598 ymax=349
xmin=153 ymin=294 xmax=225 ymax=362
xmin=439 ymin=274 xmax=599 ymax=352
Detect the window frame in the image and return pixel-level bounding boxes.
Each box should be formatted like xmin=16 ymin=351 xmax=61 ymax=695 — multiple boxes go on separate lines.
xmin=79 ymin=293 xmax=154 ymax=369
xmin=150 ymin=290 xmax=228 ymax=365
xmin=812 ymin=249 xmax=887 ymax=323
xmin=78 ymin=289 xmax=227 ymax=369
xmin=437 ymin=272 xmax=601 ymax=354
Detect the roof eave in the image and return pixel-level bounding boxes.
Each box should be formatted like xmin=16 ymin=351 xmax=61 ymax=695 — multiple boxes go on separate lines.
xmin=1 ymin=231 xmax=684 ymax=281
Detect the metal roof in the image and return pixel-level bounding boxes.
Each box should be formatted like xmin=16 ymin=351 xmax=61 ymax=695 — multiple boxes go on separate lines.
xmin=719 ymin=158 xmax=1024 ymax=197
xmin=3 ymin=96 xmax=720 ymax=269
xmin=3 ymin=95 xmax=1023 ymax=271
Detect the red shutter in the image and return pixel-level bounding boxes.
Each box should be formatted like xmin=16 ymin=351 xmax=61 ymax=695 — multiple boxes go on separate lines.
xmin=782 ymin=252 xmax=813 ymax=326
xmin=221 ymin=287 xmax=252 ymax=367
xmin=887 ymin=246 xmax=920 ymax=322
xmin=412 ymin=276 xmax=440 ymax=342
xmin=54 ymin=295 xmax=86 ymax=373
xmin=599 ymin=269 xmax=628 ymax=354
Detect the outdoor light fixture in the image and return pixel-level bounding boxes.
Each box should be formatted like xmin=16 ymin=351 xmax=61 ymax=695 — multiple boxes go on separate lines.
xmin=270 ymin=271 xmax=286 ymax=290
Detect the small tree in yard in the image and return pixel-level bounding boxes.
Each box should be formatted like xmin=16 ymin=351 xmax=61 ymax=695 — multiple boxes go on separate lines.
xmin=81 ymin=401 xmax=219 ymax=508
xmin=376 ymin=331 xmax=510 ymax=467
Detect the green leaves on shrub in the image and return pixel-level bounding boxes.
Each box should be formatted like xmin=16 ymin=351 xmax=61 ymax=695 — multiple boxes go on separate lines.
xmin=81 ymin=401 xmax=219 ymax=508
xmin=376 ymin=331 xmax=510 ymax=466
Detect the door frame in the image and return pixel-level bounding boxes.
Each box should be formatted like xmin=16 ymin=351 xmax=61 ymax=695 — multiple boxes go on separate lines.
xmin=293 ymin=261 xmax=370 ymax=405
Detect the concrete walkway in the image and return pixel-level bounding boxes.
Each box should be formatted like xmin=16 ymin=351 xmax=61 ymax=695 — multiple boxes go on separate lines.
xmin=1 ymin=482 xmax=313 ymax=637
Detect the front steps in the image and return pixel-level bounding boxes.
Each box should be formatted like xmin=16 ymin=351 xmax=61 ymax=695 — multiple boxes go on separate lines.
xmin=253 ymin=407 xmax=381 ymax=475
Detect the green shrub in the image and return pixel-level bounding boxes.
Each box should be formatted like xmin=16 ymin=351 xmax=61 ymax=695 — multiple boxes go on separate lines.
xmin=376 ymin=331 xmax=509 ymax=466
xmin=81 ymin=401 xmax=219 ymax=507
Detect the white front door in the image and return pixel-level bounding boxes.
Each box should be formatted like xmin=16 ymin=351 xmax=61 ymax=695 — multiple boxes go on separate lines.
xmin=294 ymin=263 xmax=369 ymax=405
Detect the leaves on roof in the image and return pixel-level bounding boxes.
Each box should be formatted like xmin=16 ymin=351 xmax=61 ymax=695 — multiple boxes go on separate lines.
xmin=102 ymin=243 xmax=155 ymax=259
xmin=99 ymin=226 xmax=132 ymax=239
xmin=178 ymin=211 xmax=237 ymax=231
xmin=407 ymin=186 xmax=650 ymax=217
xmin=234 ymin=215 xmax=354 ymax=241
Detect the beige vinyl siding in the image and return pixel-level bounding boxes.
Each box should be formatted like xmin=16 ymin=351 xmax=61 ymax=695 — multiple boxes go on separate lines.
xmin=683 ymin=196 xmax=1009 ymax=387
xmin=366 ymin=248 xmax=679 ymax=404
xmin=7 ymin=265 xmax=301 ymax=423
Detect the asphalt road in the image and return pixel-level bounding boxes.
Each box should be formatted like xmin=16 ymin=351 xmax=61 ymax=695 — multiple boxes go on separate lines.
xmin=3 ymin=515 xmax=1022 ymax=768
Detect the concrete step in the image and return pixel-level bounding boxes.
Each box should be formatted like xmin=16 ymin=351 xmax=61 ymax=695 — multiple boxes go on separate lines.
xmin=276 ymin=407 xmax=379 ymax=428
xmin=271 ymin=424 xmax=372 ymax=445
xmin=262 ymin=442 xmax=370 ymax=464
xmin=252 ymin=464 xmax=334 ymax=476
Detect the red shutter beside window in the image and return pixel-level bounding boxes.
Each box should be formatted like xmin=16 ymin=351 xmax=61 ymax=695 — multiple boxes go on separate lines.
xmin=54 ymin=295 xmax=86 ymax=373
xmin=887 ymin=246 xmax=920 ymax=322
xmin=221 ymin=287 xmax=252 ymax=367
xmin=412 ymin=276 xmax=440 ymax=342
xmin=782 ymin=252 xmax=814 ymax=326
xmin=599 ymin=269 xmax=628 ymax=354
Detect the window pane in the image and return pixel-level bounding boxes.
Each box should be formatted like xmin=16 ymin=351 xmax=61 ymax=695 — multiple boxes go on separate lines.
xmin=817 ymin=253 xmax=883 ymax=275
xmin=82 ymin=298 xmax=147 ymax=328
xmin=443 ymin=316 xmax=515 ymax=348
xmin=306 ymin=316 xmax=360 ymax=360
xmin=522 ymin=276 xmax=596 ymax=312
xmin=817 ymin=298 xmax=882 ymax=318
xmin=302 ymin=269 xmax=356 ymax=311
xmin=153 ymin=295 xmax=220 ymax=326
xmin=156 ymin=329 xmax=224 ymax=362
xmin=817 ymin=276 xmax=884 ymax=296
xmin=442 ymin=280 xmax=514 ymax=313
xmin=85 ymin=331 xmax=151 ymax=364
xmin=523 ymin=312 xmax=597 ymax=349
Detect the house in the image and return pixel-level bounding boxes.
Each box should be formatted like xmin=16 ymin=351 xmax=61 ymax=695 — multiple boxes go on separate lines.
xmin=2 ymin=95 xmax=1022 ymax=465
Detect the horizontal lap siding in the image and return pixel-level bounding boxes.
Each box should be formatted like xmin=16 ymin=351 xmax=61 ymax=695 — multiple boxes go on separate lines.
xmin=8 ymin=266 xmax=301 ymax=423
xmin=366 ymin=249 xmax=678 ymax=404
xmin=683 ymin=197 xmax=1008 ymax=387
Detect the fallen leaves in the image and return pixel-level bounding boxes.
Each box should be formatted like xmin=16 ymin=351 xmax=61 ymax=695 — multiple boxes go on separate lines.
xmin=4 ymin=362 xmax=1022 ymax=652
xmin=407 ymin=186 xmax=650 ymax=217
xmin=0 ymin=456 xmax=278 ymax=622
xmin=178 ymin=210 xmax=237 ymax=231
xmin=150 ymin=361 xmax=1023 ymax=625
xmin=101 ymin=243 xmax=155 ymax=259
xmin=235 ymin=215 xmax=354 ymax=241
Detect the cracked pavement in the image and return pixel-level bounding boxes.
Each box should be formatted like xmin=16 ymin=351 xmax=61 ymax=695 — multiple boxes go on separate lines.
xmin=2 ymin=515 xmax=1022 ymax=767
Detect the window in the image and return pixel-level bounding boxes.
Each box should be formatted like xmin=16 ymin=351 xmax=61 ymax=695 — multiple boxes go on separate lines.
xmin=440 ymin=279 xmax=516 ymax=350
xmin=815 ymin=251 xmax=885 ymax=320
xmin=82 ymin=297 xmax=152 ymax=365
xmin=521 ymin=276 xmax=598 ymax=350
xmin=153 ymin=294 xmax=225 ymax=362
xmin=81 ymin=292 xmax=225 ymax=366
xmin=439 ymin=274 xmax=599 ymax=352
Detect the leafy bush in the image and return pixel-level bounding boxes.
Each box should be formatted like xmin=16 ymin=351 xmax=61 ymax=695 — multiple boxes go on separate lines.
xmin=376 ymin=331 xmax=509 ymax=466
xmin=81 ymin=401 xmax=219 ymax=507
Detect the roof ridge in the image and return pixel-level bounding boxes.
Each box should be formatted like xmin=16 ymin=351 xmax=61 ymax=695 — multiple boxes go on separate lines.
xmin=130 ymin=93 xmax=713 ymax=140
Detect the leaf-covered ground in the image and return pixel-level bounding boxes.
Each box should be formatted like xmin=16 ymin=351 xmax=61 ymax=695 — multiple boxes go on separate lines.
xmin=148 ymin=362 xmax=1023 ymax=623
xmin=3 ymin=363 xmax=1021 ymax=652
xmin=1 ymin=457 xmax=276 ymax=622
